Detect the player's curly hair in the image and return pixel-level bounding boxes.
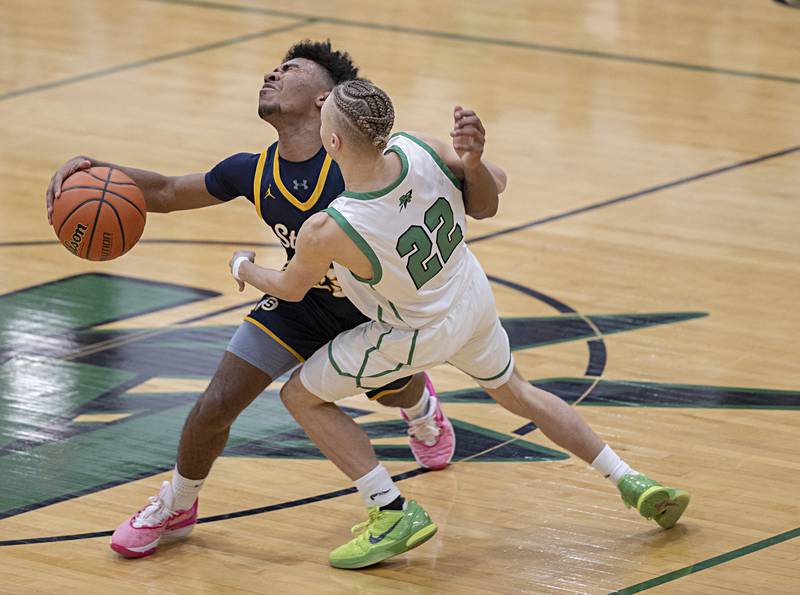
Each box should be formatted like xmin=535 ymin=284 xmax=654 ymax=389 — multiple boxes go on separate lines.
xmin=332 ymin=79 xmax=395 ymax=150
xmin=283 ymin=39 xmax=360 ymax=85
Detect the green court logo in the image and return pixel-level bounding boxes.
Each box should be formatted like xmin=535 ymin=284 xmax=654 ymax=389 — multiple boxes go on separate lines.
xmin=0 ymin=272 xmax=796 ymax=520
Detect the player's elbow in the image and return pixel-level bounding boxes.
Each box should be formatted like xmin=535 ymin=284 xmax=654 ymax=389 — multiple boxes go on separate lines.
xmin=468 ymin=202 xmax=498 ymax=220
xmin=494 ymin=172 xmax=507 ymax=194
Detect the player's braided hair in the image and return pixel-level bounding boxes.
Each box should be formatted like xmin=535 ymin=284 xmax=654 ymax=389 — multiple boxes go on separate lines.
xmin=332 ymin=79 xmax=395 ymax=150
xmin=283 ymin=39 xmax=359 ymax=85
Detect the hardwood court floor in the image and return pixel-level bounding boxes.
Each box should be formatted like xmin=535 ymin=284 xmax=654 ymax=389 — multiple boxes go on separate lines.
xmin=1 ymin=1 xmax=799 ymax=593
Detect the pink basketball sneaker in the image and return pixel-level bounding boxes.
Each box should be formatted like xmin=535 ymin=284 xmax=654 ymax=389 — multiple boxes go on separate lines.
xmin=110 ymin=481 xmax=198 ymax=558
xmin=402 ymin=373 xmax=456 ymax=470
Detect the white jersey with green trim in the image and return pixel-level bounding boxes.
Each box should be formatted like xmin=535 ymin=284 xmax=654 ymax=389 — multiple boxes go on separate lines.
xmin=325 ymin=132 xmax=484 ymax=329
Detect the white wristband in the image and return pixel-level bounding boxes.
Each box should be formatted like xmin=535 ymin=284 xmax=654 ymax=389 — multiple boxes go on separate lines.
xmin=232 ymin=256 xmax=250 ymax=281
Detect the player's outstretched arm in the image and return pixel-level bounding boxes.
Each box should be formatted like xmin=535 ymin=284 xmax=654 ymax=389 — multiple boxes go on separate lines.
xmin=230 ymin=213 xmax=339 ymax=301
xmin=46 ymin=156 xmax=221 ymax=223
xmin=406 ymin=106 xmax=506 ymax=220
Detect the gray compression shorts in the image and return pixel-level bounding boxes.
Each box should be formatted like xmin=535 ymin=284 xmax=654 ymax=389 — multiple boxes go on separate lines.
xmin=226 ymin=320 xmax=301 ymax=380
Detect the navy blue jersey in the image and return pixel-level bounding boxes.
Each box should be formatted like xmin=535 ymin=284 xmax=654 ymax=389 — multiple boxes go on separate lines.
xmin=205 ymin=142 xmax=346 ymax=296
xmin=205 ymin=143 xmax=344 ymax=259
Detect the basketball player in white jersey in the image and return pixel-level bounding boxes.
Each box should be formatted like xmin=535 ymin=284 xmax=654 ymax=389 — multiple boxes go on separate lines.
xmin=229 ymin=80 xmax=690 ymax=569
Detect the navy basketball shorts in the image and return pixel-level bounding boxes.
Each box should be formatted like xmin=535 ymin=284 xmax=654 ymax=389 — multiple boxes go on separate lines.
xmin=227 ymin=289 xmax=413 ymax=399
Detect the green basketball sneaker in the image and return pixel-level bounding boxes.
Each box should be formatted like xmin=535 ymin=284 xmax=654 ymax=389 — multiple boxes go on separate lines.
xmin=617 ymin=473 xmax=691 ymax=529
xmin=329 ymin=500 xmax=438 ymax=569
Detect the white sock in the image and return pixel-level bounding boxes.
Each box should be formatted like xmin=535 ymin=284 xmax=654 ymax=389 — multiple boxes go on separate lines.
xmin=402 ymin=384 xmax=432 ymax=420
xmin=171 ymin=466 xmax=205 ymax=511
xmin=591 ymin=445 xmax=636 ymax=486
xmin=354 ymin=464 xmax=401 ymax=508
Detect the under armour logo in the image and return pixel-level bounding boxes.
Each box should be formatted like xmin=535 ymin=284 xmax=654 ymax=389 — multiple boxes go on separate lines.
xmin=292 ymin=179 xmax=309 ymax=191
xmin=264 ymin=184 xmax=276 ymax=200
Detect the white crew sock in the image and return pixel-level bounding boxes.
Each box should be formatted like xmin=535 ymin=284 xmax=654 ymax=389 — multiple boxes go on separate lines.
xmin=591 ymin=445 xmax=636 ymax=486
xmin=402 ymin=384 xmax=432 ymax=420
xmin=171 ymin=466 xmax=205 ymax=511
xmin=354 ymin=464 xmax=401 ymax=508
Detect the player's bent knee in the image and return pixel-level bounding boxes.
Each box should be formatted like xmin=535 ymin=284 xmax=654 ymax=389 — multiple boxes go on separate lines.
xmin=280 ymin=370 xmax=325 ymax=411
xmin=278 ymin=370 xmax=304 ymax=408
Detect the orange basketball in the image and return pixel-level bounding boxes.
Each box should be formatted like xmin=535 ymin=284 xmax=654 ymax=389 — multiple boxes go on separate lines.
xmin=52 ymin=166 xmax=147 ymax=261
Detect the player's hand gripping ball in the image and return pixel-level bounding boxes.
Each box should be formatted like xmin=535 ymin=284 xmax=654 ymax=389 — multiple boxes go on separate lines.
xmin=50 ymin=167 xmax=147 ymax=261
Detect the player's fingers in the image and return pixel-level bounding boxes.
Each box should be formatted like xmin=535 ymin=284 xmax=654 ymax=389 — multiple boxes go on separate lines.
xmin=451 ymin=125 xmax=481 ymax=135
xmin=53 ymin=173 xmax=65 ymax=199
xmin=66 ymin=160 xmax=89 ymax=179
xmin=55 ymin=159 xmax=91 ymax=199
xmin=54 ymin=168 xmax=73 ymax=200
xmin=45 ymin=178 xmax=55 ymax=223
xmin=55 ymin=166 xmax=76 ymax=198
xmin=450 ymin=127 xmax=485 ymax=143
xmin=453 ymin=138 xmax=476 ymax=153
xmin=453 ymin=133 xmax=484 ymax=153
xmin=452 ymin=124 xmax=483 ymax=138
xmin=458 ymin=115 xmax=486 ymax=134
xmin=455 ymin=114 xmax=484 ymax=133
xmin=237 ymin=280 xmax=245 ymax=292
xmin=454 ymin=110 xmax=476 ymax=124
xmin=451 ymin=127 xmax=479 ymax=136
xmin=451 ymin=135 xmax=474 ymax=154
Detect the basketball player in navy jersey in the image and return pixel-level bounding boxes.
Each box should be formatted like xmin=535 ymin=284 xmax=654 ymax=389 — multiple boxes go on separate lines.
xmin=45 ymin=40 xmax=507 ymax=558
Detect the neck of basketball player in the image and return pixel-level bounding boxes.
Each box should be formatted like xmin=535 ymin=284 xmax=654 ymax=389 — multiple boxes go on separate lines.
xmin=336 ymin=147 xmax=401 ymax=194
xmin=272 ymin=115 xmax=324 ymax=162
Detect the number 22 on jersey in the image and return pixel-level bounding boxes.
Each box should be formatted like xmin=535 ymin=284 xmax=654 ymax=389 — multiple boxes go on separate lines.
xmin=395 ymin=196 xmax=463 ymax=289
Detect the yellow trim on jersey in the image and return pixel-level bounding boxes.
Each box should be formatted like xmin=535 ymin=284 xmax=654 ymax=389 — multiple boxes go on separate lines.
xmin=253 ymin=148 xmax=268 ymax=221
xmin=244 ymin=316 xmax=305 ymax=362
xmin=272 ymin=146 xmax=332 ymax=211
xmin=367 ymin=378 xmax=413 ymax=401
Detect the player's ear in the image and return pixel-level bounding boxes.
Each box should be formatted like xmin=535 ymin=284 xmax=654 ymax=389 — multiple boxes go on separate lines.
xmin=315 ymin=91 xmax=330 ymax=109
xmin=330 ymin=132 xmax=342 ymax=152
